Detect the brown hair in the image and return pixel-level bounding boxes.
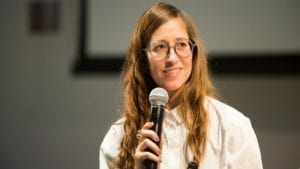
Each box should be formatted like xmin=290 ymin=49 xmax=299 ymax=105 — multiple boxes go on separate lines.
xmin=115 ymin=2 xmax=216 ymax=168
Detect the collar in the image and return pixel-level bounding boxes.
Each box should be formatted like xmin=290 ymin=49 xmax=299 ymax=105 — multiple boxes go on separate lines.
xmin=164 ymin=107 xmax=183 ymax=125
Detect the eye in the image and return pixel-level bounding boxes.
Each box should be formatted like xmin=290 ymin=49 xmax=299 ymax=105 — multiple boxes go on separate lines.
xmin=176 ymin=41 xmax=188 ymax=49
xmin=152 ymin=43 xmax=168 ymax=52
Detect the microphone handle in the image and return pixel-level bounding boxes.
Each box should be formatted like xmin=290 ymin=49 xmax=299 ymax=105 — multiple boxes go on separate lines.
xmin=144 ymin=104 xmax=165 ymax=169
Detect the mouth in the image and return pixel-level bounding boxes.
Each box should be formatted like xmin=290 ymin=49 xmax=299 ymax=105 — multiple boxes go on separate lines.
xmin=163 ymin=68 xmax=182 ymax=76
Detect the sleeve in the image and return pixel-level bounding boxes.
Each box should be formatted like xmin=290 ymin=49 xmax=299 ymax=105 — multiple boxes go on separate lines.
xmin=99 ymin=124 xmax=123 ymax=169
xmin=226 ymin=118 xmax=263 ymax=169
xmin=99 ymin=148 xmax=111 ymax=169
xmin=207 ymin=98 xmax=263 ymax=169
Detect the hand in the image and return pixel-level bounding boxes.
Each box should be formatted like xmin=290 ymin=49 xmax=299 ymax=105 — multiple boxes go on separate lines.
xmin=134 ymin=122 xmax=162 ymax=169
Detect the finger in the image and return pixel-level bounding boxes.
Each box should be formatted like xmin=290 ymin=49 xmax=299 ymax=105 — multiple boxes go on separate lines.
xmin=135 ymin=151 xmax=161 ymax=163
xmin=140 ymin=122 xmax=160 ymax=142
xmin=140 ymin=129 xmax=160 ymax=142
xmin=138 ymin=138 xmax=161 ymax=156
xmin=142 ymin=122 xmax=154 ymax=130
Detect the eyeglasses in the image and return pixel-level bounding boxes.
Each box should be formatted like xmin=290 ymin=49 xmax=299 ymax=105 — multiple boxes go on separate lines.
xmin=144 ymin=39 xmax=196 ymax=60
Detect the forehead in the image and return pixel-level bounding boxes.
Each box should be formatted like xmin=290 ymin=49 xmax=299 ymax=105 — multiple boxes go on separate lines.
xmin=150 ymin=18 xmax=189 ymax=44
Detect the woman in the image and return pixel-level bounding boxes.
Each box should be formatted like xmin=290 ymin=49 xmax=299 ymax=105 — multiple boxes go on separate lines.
xmin=100 ymin=2 xmax=263 ymax=169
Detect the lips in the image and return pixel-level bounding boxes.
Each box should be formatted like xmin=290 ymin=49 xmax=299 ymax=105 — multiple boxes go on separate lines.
xmin=163 ymin=68 xmax=182 ymax=76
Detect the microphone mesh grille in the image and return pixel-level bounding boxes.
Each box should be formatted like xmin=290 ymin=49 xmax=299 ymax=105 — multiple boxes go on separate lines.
xmin=149 ymin=87 xmax=169 ymax=105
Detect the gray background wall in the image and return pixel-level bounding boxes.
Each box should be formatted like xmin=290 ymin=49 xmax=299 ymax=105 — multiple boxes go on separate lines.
xmin=88 ymin=0 xmax=300 ymax=55
xmin=0 ymin=1 xmax=299 ymax=169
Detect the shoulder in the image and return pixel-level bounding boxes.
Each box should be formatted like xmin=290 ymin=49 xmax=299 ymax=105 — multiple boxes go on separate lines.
xmin=205 ymin=97 xmax=263 ymax=168
xmin=100 ymin=118 xmax=125 ymax=159
xmin=206 ymin=97 xmax=259 ymax=153
xmin=206 ymin=97 xmax=251 ymax=131
xmin=206 ymin=97 xmax=256 ymax=149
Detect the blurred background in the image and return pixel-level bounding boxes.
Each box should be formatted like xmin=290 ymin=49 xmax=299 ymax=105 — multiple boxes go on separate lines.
xmin=0 ymin=0 xmax=299 ymax=169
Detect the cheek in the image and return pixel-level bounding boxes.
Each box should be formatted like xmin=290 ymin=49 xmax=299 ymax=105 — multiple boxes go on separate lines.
xmin=148 ymin=60 xmax=164 ymax=85
xmin=149 ymin=62 xmax=160 ymax=79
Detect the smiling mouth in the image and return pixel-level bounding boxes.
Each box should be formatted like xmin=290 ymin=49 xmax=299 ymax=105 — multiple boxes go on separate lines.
xmin=163 ymin=68 xmax=182 ymax=76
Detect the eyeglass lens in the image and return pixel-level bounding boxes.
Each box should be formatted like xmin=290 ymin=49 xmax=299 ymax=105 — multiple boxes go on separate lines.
xmin=150 ymin=40 xmax=194 ymax=59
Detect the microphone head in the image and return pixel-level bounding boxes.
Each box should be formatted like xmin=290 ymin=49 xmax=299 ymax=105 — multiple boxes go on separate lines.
xmin=149 ymin=87 xmax=169 ymax=105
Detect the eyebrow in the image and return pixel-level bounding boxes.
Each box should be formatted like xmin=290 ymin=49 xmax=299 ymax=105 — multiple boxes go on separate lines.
xmin=151 ymin=37 xmax=189 ymax=45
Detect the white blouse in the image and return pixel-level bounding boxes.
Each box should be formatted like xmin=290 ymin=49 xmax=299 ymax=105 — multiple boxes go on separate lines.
xmin=99 ymin=97 xmax=263 ymax=169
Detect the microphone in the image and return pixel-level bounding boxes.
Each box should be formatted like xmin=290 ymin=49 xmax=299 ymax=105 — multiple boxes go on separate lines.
xmin=144 ymin=87 xmax=169 ymax=169
xmin=187 ymin=161 xmax=198 ymax=169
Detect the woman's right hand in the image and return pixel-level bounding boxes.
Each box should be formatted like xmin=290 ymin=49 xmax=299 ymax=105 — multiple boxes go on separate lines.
xmin=134 ymin=122 xmax=162 ymax=169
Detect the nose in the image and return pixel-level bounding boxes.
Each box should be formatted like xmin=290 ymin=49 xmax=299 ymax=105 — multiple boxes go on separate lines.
xmin=166 ymin=47 xmax=179 ymax=61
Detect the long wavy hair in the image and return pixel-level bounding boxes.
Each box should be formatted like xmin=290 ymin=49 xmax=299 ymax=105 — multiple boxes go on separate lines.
xmin=114 ymin=2 xmax=216 ymax=169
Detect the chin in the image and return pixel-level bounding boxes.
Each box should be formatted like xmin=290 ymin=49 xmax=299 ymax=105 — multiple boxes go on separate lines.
xmin=163 ymin=83 xmax=184 ymax=93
